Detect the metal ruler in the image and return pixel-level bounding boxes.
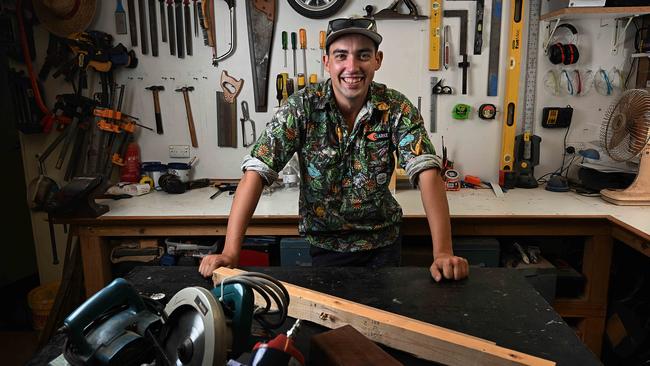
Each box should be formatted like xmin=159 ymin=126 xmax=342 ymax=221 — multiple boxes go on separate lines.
xmin=498 ymin=0 xmax=524 ymax=187
xmin=521 ymin=0 xmax=542 ymax=158
xmin=428 ymin=0 xmax=443 ymax=70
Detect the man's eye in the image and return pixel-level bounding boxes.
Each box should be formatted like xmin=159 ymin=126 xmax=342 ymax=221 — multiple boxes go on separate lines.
xmin=359 ymin=53 xmax=371 ymax=60
xmin=335 ymin=54 xmax=346 ymax=60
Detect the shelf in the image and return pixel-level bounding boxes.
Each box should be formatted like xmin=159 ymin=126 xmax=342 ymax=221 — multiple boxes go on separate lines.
xmin=540 ymin=6 xmax=650 ymax=21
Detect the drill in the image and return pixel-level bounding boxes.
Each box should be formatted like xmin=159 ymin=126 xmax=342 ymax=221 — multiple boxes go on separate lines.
xmin=247 ymin=319 xmax=305 ymax=366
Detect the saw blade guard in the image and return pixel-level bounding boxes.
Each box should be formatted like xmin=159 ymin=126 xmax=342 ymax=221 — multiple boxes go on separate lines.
xmin=162 ymin=287 xmax=230 ymax=366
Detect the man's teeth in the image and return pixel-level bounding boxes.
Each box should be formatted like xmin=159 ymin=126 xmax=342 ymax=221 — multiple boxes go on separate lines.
xmin=342 ymin=77 xmax=363 ymax=84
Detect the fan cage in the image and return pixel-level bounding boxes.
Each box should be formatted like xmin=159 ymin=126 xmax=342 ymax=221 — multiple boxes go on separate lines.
xmin=600 ymin=89 xmax=650 ymax=162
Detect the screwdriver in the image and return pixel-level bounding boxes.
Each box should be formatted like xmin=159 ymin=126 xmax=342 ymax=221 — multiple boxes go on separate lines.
xmin=282 ymin=31 xmax=288 ymax=68
xmin=286 ymin=78 xmax=295 ymax=97
xmin=319 ymin=30 xmax=325 ymax=78
xmin=291 ymin=31 xmax=297 ymax=76
xmin=275 ymin=74 xmax=284 ymax=107
xmin=299 ymin=28 xmax=307 ymax=82
xmin=297 ymin=73 xmax=305 ymax=90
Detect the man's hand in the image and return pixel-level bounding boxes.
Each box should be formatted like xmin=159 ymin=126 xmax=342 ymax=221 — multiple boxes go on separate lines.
xmin=430 ymin=253 xmax=469 ymax=282
xmin=198 ymin=253 xmax=238 ymax=277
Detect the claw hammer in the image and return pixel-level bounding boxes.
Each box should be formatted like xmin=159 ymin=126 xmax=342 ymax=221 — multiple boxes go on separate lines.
xmin=175 ymin=86 xmax=198 ymax=147
xmin=146 ymin=85 xmax=165 ymax=134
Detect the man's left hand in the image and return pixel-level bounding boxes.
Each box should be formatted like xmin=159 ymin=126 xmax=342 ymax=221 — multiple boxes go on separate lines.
xmin=430 ymin=254 xmax=469 ymax=282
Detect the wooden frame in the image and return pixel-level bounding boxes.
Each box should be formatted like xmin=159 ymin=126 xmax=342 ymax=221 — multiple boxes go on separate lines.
xmin=214 ymin=267 xmax=555 ymax=366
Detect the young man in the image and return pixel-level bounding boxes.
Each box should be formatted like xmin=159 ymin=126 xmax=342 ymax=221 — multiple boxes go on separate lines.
xmin=199 ymin=17 xmax=468 ymax=281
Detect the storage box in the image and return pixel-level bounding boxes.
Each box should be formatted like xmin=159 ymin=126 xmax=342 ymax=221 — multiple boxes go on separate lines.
xmin=453 ymin=237 xmax=500 ymax=267
xmin=280 ymin=238 xmax=312 ymax=266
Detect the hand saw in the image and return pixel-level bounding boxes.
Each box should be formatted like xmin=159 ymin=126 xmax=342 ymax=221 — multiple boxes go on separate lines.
xmin=246 ymin=0 xmax=276 ymax=112
xmin=217 ymin=70 xmax=243 ymax=147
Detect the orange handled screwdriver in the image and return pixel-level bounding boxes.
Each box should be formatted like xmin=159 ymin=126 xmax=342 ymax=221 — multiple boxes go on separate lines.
xmin=319 ymin=30 xmax=325 ymax=78
xmin=299 ymin=28 xmax=307 ymax=82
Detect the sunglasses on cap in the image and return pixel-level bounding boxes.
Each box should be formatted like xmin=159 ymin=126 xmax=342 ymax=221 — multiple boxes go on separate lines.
xmin=326 ymin=18 xmax=377 ymax=35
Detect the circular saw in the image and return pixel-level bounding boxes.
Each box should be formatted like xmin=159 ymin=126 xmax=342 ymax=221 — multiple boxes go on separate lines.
xmin=159 ymin=287 xmax=230 ymax=365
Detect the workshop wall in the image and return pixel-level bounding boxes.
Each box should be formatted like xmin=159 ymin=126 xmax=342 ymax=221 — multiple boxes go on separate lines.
xmin=18 ymin=0 xmax=637 ymax=283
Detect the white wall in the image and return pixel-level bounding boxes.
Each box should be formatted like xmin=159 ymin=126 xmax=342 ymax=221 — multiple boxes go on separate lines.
xmin=20 ymin=0 xmax=637 ymax=283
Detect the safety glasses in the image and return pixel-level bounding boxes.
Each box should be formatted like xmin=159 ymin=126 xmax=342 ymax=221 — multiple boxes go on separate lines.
xmin=326 ymin=18 xmax=376 ymax=36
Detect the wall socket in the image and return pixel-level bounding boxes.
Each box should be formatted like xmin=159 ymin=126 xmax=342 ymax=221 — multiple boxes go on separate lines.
xmin=169 ymin=145 xmax=190 ymax=158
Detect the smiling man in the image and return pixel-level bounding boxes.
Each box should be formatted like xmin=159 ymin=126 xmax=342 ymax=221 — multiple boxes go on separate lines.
xmin=199 ymin=17 xmax=469 ymax=282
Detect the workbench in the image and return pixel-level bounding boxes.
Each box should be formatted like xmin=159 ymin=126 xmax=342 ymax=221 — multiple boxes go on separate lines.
xmin=63 ymin=186 xmax=650 ymax=356
xmin=134 ymin=266 xmax=599 ymax=365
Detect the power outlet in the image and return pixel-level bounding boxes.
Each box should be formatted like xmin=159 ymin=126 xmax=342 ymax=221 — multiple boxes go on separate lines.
xmin=169 ymin=145 xmax=190 ymax=158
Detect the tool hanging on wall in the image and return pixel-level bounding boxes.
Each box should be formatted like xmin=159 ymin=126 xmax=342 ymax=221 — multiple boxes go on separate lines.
xmin=282 ymin=31 xmax=288 ymax=68
xmin=128 ymin=0 xmax=138 ymax=46
xmin=115 ymin=0 xmax=128 ymax=34
xmin=145 ymin=86 xmax=165 ymax=134
xmin=291 ymin=31 xmax=297 ymax=76
xmin=445 ymin=0 xmax=484 ymax=55
xmin=299 ymin=28 xmax=307 ymax=79
xmin=246 ymin=0 xmax=276 ymax=112
xmin=138 ymin=0 xmax=149 ymax=54
xmin=365 ymin=0 xmax=428 ymax=20
xmin=240 ymin=101 xmax=257 ymax=147
xmin=498 ymin=0 xmax=524 ymax=188
xmin=208 ymin=0 xmax=236 ymax=65
xmin=175 ymin=0 xmax=185 ymax=58
xmin=515 ymin=0 xmax=542 ymax=189
xmin=443 ymin=25 xmax=450 ymax=70
xmin=443 ymin=10 xmax=469 ymax=95
xmin=217 ymin=70 xmax=243 ymax=148
xmin=193 ymin=0 xmax=199 ymax=36
xmin=428 ymin=0 xmax=442 ymax=70
xmin=430 ymin=77 xmax=437 ymax=133
xmin=183 ymin=0 xmax=193 ymax=55
xmin=167 ymin=0 xmax=176 ymax=55
xmin=148 ymin=0 xmax=159 ymax=56
xmin=319 ymin=30 xmax=326 ymax=78
xmin=176 ymin=86 xmax=198 ymax=147
xmin=452 ymin=103 xmax=471 ymax=120
xmin=478 ymin=103 xmax=496 ymax=120
xmin=159 ymin=0 xmax=168 ymax=42
xmin=487 ymin=0 xmax=502 ymax=96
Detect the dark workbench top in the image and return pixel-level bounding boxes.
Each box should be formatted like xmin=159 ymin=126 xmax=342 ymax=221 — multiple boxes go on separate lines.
xmin=125 ymin=266 xmax=600 ymax=366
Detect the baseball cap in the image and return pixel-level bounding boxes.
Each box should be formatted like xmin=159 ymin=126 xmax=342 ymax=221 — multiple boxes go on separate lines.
xmin=325 ymin=17 xmax=383 ymax=49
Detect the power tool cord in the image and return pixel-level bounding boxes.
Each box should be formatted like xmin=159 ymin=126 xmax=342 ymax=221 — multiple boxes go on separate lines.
xmin=218 ymin=272 xmax=290 ymax=330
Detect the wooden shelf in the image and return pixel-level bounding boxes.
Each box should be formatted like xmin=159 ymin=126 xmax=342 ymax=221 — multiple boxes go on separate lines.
xmin=540 ymin=6 xmax=650 ymax=21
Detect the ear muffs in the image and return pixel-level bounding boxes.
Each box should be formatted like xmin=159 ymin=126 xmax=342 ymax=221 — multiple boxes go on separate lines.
xmin=548 ymin=24 xmax=580 ymax=65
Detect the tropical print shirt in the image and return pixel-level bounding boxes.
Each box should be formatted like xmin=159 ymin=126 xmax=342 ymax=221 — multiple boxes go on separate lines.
xmin=242 ymin=80 xmax=441 ymax=252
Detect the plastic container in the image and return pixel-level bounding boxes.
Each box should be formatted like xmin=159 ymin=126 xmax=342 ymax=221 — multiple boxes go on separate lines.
xmin=27 ymin=281 xmax=60 ymax=331
xmin=120 ymin=142 xmax=140 ymax=183
xmin=167 ymin=162 xmax=192 ymax=183
xmin=141 ymin=162 xmax=168 ymax=189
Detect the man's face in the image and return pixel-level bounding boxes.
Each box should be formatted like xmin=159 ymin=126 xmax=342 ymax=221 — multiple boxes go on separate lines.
xmin=324 ymin=34 xmax=383 ymax=106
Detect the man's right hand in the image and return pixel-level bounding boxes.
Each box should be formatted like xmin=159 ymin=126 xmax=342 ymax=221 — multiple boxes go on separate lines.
xmin=198 ymin=253 xmax=238 ymax=277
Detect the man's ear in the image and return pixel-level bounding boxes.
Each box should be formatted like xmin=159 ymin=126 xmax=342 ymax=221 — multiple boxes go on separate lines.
xmin=375 ymin=50 xmax=383 ymax=70
xmin=323 ymin=54 xmax=330 ymax=73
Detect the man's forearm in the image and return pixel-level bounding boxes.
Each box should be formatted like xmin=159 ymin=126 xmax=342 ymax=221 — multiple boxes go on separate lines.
xmin=223 ymin=171 xmax=265 ymax=258
xmin=418 ymin=169 xmax=453 ymax=257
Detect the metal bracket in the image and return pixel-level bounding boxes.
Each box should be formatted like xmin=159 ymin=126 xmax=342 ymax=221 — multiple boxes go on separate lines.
xmin=611 ymin=15 xmax=636 ymax=55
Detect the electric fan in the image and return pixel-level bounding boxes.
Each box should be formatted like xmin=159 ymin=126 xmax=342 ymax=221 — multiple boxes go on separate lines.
xmin=599 ymin=89 xmax=650 ymax=205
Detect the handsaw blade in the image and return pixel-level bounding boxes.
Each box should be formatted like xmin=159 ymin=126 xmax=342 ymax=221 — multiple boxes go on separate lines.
xmin=167 ymin=0 xmax=176 ymax=55
xmin=175 ymin=0 xmax=185 ymax=58
xmin=245 ymin=0 xmax=276 ymax=112
xmin=216 ymin=91 xmax=237 ymax=147
xmin=184 ymin=0 xmax=193 ymax=55
xmin=159 ymin=0 xmax=167 ymax=42
xmin=127 ymin=0 xmax=138 ymax=46
xmin=148 ymin=0 xmax=159 ymax=56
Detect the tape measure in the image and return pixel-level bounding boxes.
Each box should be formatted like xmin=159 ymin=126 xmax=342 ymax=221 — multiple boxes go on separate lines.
xmin=497 ymin=0 xmax=524 ymax=187
xmin=478 ymin=103 xmax=496 ymax=120
xmin=444 ymin=169 xmax=461 ymax=191
xmin=452 ymin=104 xmax=471 ymax=120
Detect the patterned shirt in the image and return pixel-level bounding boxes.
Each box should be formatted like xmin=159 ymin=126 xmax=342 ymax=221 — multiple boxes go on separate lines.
xmin=242 ymin=80 xmax=441 ymax=252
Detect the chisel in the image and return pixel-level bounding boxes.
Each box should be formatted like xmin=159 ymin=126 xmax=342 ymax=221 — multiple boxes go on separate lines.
xmin=138 ymin=0 xmax=149 ymax=54
xmin=115 ymin=0 xmax=128 ymax=34
xmin=148 ymin=0 xmax=159 ymax=56
xmin=175 ymin=0 xmax=185 ymax=58
xmin=159 ymin=0 xmax=167 ymax=42
xmin=192 ymin=0 xmax=199 ymax=37
xmin=127 ymin=0 xmax=138 ymax=46
xmin=167 ymin=0 xmax=176 ymax=55
xmin=183 ymin=0 xmax=192 ymax=56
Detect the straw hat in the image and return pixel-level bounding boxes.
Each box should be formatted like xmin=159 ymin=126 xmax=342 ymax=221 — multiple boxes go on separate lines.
xmin=32 ymin=0 xmax=97 ymax=37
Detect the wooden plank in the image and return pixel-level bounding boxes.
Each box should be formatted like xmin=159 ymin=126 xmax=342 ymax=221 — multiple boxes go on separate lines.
xmin=78 ymin=229 xmax=112 ymax=297
xmin=611 ymin=224 xmax=650 ymax=257
xmin=82 ymin=224 xmax=298 ymax=236
xmin=214 ymin=268 xmax=555 ymax=366
xmin=540 ymin=6 xmax=650 ymax=21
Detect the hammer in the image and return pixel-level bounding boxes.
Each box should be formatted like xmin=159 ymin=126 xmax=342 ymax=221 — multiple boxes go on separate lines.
xmin=145 ymin=85 xmax=165 ymax=134
xmin=175 ymin=86 xmax=198 ymax=147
